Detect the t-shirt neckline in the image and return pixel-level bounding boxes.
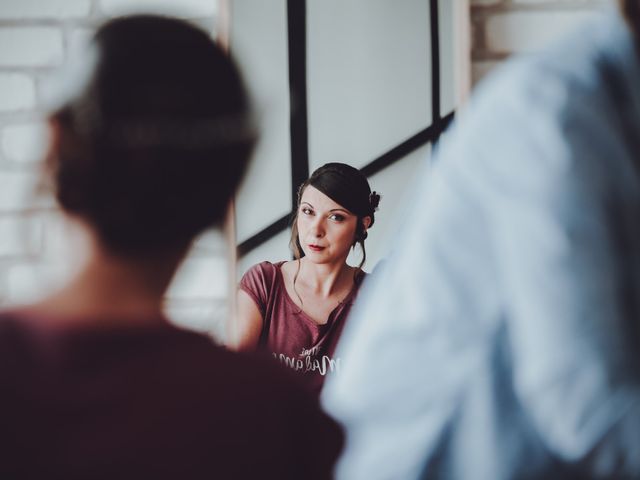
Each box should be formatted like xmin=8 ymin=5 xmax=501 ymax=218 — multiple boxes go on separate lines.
xmin=273 ymin=261 xmax=362 ymax=328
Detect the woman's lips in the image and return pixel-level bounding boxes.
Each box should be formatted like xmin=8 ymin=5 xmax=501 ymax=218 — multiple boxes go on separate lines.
xmin=308 ymin=244 xmax=325 ymax=252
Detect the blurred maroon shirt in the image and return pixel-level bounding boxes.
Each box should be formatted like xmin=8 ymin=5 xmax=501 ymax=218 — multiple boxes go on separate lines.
xmin=0 ymin=313 xmax=343 ymax=480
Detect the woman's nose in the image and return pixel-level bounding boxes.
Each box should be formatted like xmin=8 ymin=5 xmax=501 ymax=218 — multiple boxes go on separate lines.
xmin=310 ymin=218 xmax=325 ymax=237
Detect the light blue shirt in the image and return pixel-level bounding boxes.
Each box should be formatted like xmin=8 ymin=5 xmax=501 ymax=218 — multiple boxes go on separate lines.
xmin=322 ymin=10 xmax=640 ymax=480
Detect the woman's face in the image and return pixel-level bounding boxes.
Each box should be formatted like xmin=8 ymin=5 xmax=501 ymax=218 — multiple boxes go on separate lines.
xmin=297 ymin=186 xmax=358 ymax=265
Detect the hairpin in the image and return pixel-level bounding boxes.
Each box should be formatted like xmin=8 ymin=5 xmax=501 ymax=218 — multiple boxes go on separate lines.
xmin=369 ymin=191 xmax=381 ymax=211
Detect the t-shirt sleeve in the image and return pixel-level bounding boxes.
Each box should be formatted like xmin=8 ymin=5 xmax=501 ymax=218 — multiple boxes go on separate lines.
xmin=238 ymin=262 xmax=276 ymax=317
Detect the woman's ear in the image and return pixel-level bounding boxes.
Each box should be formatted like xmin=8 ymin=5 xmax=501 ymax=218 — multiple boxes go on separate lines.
xmin=362 ymin=216 xmax=372 ymax=231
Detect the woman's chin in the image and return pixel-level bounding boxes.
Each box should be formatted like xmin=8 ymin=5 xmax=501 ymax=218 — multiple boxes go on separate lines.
xmin=302 ymin=250 xmax=350 ymax=266
xmin=303 ymin=250 xmax=325 ymax=260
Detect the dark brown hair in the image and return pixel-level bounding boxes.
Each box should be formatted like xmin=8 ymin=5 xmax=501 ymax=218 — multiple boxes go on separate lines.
xmin=289 ymin=163 xmax=380 ymax=269
xmin=48 ymin=15 xmax=256 ymax=256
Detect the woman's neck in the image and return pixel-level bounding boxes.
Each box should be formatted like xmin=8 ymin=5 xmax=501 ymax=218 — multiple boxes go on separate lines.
xmin=297 ymin=257 xmax=355 ymax=298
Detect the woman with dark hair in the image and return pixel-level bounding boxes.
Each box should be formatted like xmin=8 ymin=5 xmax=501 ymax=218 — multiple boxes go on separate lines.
xmin=0 ymin=15 xmax=342 ymax=479
xmin=233 ymin=162 xmax=381 ymax=394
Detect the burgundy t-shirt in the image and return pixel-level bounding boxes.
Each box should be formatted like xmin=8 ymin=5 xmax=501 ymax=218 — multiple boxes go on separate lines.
xmin=239 ymin=261 xmax=366 ymax=395
xmin=0 ymin=313 xmax=343 ymax=480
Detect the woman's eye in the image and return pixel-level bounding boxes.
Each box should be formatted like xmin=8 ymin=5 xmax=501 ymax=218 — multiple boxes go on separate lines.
xmin=301 ymin=208 xmax=313 ymax=215
xmin=329 ymin=214 xmax=345 ymax=222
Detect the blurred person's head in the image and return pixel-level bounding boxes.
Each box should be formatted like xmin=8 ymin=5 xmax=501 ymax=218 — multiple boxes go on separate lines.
xmin=45 ymin=15 xmax=256 ymax=258
xmin=290 ymin=163 xmax=380 ymax=269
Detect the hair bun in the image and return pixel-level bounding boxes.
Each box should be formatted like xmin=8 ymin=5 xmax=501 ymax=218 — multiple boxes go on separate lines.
xmin=369 ymin=191 xmax=381 ymax=211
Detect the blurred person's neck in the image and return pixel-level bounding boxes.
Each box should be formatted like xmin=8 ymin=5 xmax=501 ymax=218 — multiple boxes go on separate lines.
xmin=27 ymin=230 xmax=186 ymax=327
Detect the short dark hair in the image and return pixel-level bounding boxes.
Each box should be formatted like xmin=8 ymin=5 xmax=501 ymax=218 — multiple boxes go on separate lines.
xmin=290 ymin=163 xmax=380 ymax=269
xmin=48 ymin=15 xmax=256 ymax=255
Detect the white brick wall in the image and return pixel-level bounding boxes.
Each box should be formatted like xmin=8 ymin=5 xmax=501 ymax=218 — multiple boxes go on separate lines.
xmin=0 ymin=215 xmax=43 ymax=257
xmin=0 ymin=28 xmax=65 ymax=67
xmin=0 ymin=171 xmax=43 ymax=212
xmin=167 ymin=255 xmax=228 ymax=300
xmin=0 ymin=0 xmax=92 ymax=19
xmin=99 ymin=0 xmax=217 ymax=17
xmin=485 ymin=10 xmax=601 ymax=53
xmin=1 ymin=122 xmax=49 ymax=163
xmin=5 ymin=261 xmax=71 ymax=304
xmin=0 ymin=74 xmax=36 ymax=112
xmin=0 ymin=0 xmax=224 ymax=336
xmin=471 ymin=0 xmax=611 ymax=85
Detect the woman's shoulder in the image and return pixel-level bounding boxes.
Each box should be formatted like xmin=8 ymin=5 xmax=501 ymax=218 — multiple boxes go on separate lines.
xmin=239 ymin=261 xmax=290 ymax=307
xmin=243 ymin=260 xmax=286 ymax=278
xmin=240 ymin=261 xmax=292 ymax=292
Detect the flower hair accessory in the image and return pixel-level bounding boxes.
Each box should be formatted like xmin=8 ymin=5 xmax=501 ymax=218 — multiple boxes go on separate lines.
xmin=369 ymin=191 xmax=381 ymax=211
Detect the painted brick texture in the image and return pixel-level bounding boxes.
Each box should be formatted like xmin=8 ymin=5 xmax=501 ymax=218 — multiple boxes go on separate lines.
xmin=0 ymin=0 xmax=92 ymax=19
xmin=99 ymin=0 xmax=217 ymax=17
xmin=471 ymin=0 xmax=611 ymax=85
xmin=0 ymin=28 xmax=65 ymax=67
xmin=0 ymin=74 xmax=37 ymax=112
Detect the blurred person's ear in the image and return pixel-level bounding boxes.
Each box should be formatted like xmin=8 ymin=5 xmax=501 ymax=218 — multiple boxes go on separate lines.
xmin=46 ymin=117 xmax=62 ymax=157
xmin=41 ymin=116 xmax=83 ymax=213
xmin=37 ymin=117 xmax=63 ymax=195
xmin=42 ymin=117 xmax=66 ymax=191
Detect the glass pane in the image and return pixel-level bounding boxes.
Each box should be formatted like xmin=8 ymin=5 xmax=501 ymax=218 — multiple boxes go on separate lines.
xmin=307 ymin=0 xmax=432 ymax=171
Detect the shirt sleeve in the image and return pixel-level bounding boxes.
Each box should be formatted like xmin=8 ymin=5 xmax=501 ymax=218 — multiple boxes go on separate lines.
xmin=322 ymin=48 xmax=640 ymax=479
xmin=238 ymin=262 xmax=276 ymax=318
xmin=485 ymin=62 xmax=640 ymax=475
